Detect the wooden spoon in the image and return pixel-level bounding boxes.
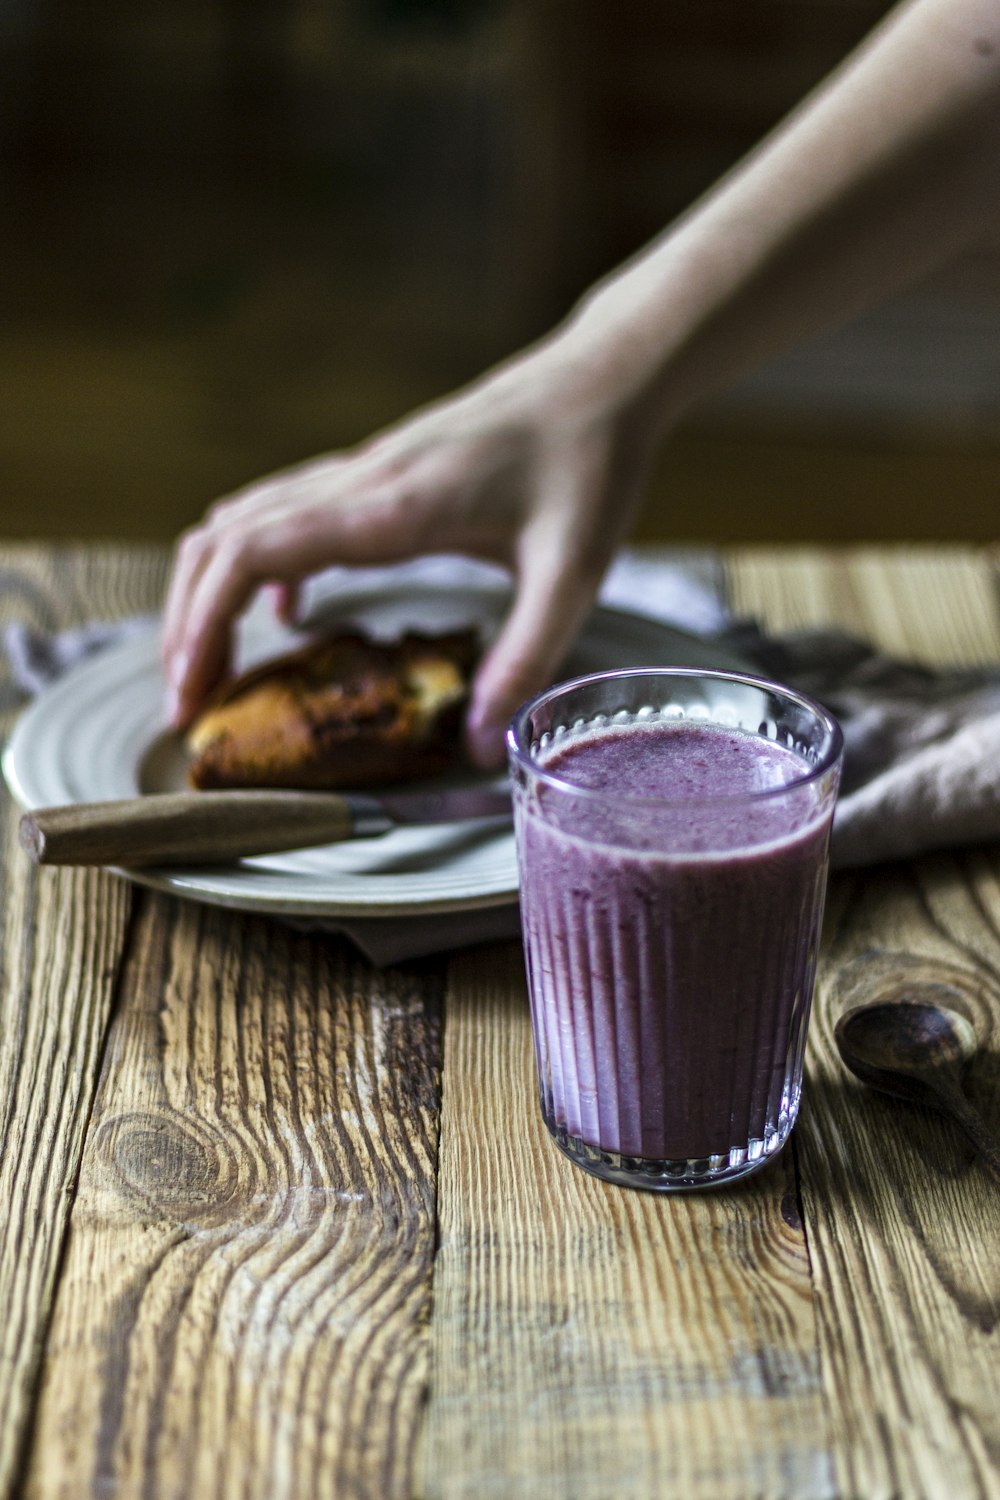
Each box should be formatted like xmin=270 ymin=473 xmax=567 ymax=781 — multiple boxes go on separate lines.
xmin=835 ymin=1000 xmax=1000 ymax=1183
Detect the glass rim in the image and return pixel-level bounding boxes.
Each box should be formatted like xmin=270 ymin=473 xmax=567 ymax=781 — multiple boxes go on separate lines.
xmin=506 ymin=666 xmax=844 ymax=810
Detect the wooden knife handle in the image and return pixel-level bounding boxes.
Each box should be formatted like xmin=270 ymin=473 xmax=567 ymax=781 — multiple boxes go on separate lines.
xmin=19 ymin=791 xmax=358 ymax=867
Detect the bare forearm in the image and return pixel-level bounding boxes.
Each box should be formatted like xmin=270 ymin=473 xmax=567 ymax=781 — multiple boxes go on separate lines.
xmin=563 ymin=0 xmax=1000 ymax=429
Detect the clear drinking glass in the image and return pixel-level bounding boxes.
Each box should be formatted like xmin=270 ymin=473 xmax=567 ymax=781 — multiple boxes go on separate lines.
xmin=507 ymin=667 xmax=843 ymax=1191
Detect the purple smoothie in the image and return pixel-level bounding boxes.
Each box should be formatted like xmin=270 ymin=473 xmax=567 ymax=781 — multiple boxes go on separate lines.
xmin=514 ymin=719 xmax=834 ymax=1170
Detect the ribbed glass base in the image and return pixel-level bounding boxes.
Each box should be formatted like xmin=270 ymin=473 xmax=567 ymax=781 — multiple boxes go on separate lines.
xmin=541 ymin=1102 xmax=796 ymax=1192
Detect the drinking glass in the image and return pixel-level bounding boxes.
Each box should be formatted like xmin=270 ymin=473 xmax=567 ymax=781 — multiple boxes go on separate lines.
xmin=507 ymin=667 xmax=843 ymax=1191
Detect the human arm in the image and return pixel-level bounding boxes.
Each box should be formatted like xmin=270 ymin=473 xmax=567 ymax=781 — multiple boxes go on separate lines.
xmin=163 ymin=0 xmax=1000 ymax=765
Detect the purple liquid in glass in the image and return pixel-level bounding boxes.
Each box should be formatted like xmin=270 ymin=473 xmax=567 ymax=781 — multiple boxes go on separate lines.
xmin=514 ymin=719 xmax=835 ymax=1179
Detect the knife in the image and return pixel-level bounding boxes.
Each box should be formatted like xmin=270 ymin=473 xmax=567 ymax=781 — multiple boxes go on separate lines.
xmin=19 ymin=784 xmax=513 ymax=868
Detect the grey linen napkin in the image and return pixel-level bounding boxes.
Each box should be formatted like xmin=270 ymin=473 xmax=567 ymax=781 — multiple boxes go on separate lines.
xmin=720 ymin=621 xmax=1000 ymax=868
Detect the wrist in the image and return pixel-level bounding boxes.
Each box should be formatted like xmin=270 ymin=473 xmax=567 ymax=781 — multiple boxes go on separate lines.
xmin=556 ymin=235 xmax=715 ymax=438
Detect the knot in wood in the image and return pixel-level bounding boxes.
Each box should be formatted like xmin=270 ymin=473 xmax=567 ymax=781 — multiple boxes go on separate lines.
xmin=95 ymin=1110 xmax=248 ymax=1226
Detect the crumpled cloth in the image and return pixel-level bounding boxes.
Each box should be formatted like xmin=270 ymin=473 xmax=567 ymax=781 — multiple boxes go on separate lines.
xmin=4 ymin=614 xmax=159 ymax=696
xmin=5 ymin=550 xmax=1000 ymax=959
xmin=719 ymin=621 xmax=1000 ymax=869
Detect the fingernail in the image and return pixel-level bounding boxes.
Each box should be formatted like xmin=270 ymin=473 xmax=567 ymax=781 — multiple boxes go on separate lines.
xmin=165 ymin=684 xmax=182 ymax=727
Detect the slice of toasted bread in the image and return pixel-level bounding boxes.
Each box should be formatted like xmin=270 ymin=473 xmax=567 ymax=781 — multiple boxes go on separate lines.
xmin=186 ymin=628 xmax=479 ymax=791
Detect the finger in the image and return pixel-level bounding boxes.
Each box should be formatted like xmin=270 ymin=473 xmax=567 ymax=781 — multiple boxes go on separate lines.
xmin=168 ymin=519 xmax=326 ymax=727
xmin=162 ymin=526 xmax=214 ymax=680
xmin=168 ymin=573 xmax=302 ymax=725
xmin=162 ymin=475 xmax=308 ymax=668
xmin=169 ymin=483 xmax=428 ymax=727
xmin=163 ymin=517 xmax=263 ymax=723
xmin=465 ymin=532 xmax=605 ymax=769
xmin=161 ymin=460 xmax=345 ymax=682
xmin=267 ymin=580 xmax=302 ymax=625
xmin=162 ymin=529 xmax=247 ymax=728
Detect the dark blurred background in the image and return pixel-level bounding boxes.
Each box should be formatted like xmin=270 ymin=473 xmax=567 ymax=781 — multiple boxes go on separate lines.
xmin=2 ymin=0 xmax=998 ymax=543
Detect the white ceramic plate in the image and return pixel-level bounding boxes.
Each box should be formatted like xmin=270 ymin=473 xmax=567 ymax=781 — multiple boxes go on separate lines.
xmin=3 ymin=576 xmax=747 ymax=918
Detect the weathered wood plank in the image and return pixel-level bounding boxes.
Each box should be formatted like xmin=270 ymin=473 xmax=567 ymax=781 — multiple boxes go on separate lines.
xmin=9 ymin=541 xmax=1000 ymax=1500
xmin=423 ymin=943 xmax=833 ymax=1499
xmin=804 ymin=869 xmax=1000 ymax=1499
xmin=22 ymin=894 xmax=444 ymax=1500
xmin=725 ymin=544 xmax=1000 ymax=665
xmin=727 ymin=546 xmax=1000 ymax=1498
xmin=0 ymin=544 xmax=164 ymax=1500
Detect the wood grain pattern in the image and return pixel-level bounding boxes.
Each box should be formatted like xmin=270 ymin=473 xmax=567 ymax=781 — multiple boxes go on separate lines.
xmin=21 ymin=895 xmax=444 ymax=1500
xmin=0 ymin=545 xmax=165 ymax=1500
xmin=6 ymin=542 xmax=1000 ymax=1500
xmin=3 ymin=543 xmax=446 ymax=1500
xmin=727 ymin=545 xmax=1000 ymax=1498
xmin=725 ymin=544 xmax=1000 ymax=665
xmin=423 ymin=944 xmax=834 ymax=1499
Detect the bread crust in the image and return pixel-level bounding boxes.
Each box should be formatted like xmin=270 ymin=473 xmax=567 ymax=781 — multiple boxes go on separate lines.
xmin=186 ymin=628 xmax=479 ymax=790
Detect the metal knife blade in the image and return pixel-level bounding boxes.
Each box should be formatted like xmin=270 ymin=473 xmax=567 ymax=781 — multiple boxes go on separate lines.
xmin=20 ymin=782 xmax=514 ymax=869
xmin=355 ymin=781 xmax=513 ymax=833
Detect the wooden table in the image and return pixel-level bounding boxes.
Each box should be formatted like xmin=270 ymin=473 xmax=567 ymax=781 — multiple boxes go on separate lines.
xmin=2 ymin=543 xmax=999 ymax=1500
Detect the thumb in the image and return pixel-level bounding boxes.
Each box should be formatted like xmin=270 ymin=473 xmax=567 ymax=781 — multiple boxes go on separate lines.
xmin=465 ymin=545 xmax=604 ymax=770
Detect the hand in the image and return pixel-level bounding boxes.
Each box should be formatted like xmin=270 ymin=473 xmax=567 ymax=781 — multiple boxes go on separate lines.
xmin=162 ymin=322 xmax=661 ymax=767
xmin=163 ymin=0 xmax=1000 ymax=769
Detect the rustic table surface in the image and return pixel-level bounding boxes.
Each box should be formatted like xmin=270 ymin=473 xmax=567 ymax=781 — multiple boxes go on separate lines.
xmin=1 ymin=543 xmax=999 ymax=1500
